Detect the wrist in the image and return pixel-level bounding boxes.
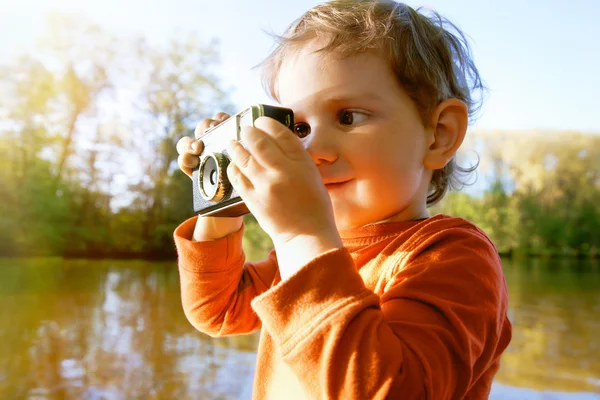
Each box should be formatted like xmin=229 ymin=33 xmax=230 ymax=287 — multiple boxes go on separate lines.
xmin=274 ymin=232 xmax=343 ymax=281
xmin=193 ymin=216 xmax=243 ymax=242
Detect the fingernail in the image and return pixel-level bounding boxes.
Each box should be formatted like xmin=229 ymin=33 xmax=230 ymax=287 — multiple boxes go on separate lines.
xmin=190 ymin=142 xmax=198 ymax=152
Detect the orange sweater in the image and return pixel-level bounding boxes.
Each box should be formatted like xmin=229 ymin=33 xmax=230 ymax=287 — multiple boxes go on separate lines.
xmin=174 ymin=214 xmax=512 ymax=399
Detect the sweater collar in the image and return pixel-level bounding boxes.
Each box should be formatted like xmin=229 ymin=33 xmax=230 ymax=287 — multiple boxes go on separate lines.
xmin=339 ymin=214 xmax=447 ymax=242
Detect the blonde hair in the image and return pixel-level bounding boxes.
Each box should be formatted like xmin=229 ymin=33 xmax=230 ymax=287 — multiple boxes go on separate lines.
xmin=259 ymin=0 xmax=483 ymax=205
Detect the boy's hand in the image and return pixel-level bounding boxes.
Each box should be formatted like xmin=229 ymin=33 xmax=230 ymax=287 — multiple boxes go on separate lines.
xmin=177 ymin=112 xmax=243 ymax=242
xmin=177 ymin=112 xmax=230 ymax=179
xmin=227 ymin=117 xmax=342 ymax=279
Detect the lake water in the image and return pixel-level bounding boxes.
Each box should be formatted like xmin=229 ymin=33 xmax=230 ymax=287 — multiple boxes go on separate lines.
xmin=0 ymin=256 xmax=598 ymax=399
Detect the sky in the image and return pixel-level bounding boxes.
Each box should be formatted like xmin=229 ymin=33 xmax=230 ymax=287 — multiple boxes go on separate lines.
xmin=1 ymin=0 xmax=599 ymax=133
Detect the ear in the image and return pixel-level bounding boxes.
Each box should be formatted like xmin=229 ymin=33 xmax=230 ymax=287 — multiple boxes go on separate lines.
xmin=423 ymin=98 xmax=468 ymax=170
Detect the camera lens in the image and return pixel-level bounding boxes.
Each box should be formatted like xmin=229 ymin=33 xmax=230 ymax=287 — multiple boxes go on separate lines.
xmin=199 ymin=153 xmax=230 ymax=202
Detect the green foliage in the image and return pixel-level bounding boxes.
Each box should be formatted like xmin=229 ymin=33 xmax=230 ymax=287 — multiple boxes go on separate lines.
xmin=0 ymin=16 xmax=229 ymax=258
xmin=0 ymin=16 xmax=598 ymax=260
xmin=434 ymin=130 xmax=600 ymax=257
xmin=242 ymin=215 xmax=274 ymax=262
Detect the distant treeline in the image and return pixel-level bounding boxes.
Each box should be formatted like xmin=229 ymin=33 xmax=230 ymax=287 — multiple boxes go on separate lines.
xmin=1 ymin=16 xmax=598 ymax=260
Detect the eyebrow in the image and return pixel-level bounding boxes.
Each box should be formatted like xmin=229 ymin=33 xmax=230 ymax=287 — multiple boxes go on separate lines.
xmin=283 ymin=91 xmax=384 ymax=115
xmin=322 ymin=92 xmax=384 ymax=105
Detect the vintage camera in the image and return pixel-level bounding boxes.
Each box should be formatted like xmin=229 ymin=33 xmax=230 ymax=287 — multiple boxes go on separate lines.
xmin=192 ymin=104 xmax=294 ymax=217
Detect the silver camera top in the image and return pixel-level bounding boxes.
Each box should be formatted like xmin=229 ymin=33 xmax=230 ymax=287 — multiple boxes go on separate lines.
xmin=192 ymin=104 xmax=294 ymax=217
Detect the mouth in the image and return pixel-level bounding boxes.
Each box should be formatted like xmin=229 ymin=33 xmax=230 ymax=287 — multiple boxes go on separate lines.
xmin=324 ymin=180 xmax=351 ymax=190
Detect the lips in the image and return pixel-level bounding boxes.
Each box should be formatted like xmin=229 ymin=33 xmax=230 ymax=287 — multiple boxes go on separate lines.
xmin=324 ymin=179 xmax=351 ymax=189
xmin=320 ymin=168 xmax=353 ymax=188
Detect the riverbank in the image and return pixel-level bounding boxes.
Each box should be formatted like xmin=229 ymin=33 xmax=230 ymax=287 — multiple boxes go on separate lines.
xmin=500 ymin=248 xmax=599 ymax=260
xmin=2 ymin=248 xmax=599 ymax=261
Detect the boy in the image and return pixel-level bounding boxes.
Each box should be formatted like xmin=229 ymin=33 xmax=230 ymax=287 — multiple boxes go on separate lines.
xmin=174 ymin=1 xmax=512 ymax=399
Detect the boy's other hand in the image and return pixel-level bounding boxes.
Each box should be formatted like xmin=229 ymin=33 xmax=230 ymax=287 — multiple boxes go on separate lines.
xmin=177 ymin=112 xmax=230 ymax=179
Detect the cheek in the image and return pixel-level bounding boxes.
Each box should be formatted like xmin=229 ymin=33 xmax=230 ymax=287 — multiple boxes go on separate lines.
xmin=355 ymin=135 xmax=416 ymax=173
xmin=352 ymin=131 xmax=426 ymax=191
xmin=350 ymin=147 xmax=407 ymax=197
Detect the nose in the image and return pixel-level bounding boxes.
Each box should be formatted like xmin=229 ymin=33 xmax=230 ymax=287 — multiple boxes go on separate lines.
xmin=303 ymin=124 xmax=338 ymax=165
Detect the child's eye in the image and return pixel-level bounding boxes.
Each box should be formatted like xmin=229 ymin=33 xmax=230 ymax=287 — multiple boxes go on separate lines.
xmin=293 ymin=122 xmax=311 ymax=138
xmin=338 ymin=110 xmax=368 ymax=126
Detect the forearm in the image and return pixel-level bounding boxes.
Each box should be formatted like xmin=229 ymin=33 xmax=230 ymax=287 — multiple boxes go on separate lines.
xmin=252 ymin=249 xmax=425 ymax=399
xmin=178 ymin=259 xmax=262 ymax=336
xmin=175 ymin=216 xmax=256 ymax=335
xmin=174 ymin=216 xmax=279 ymax=336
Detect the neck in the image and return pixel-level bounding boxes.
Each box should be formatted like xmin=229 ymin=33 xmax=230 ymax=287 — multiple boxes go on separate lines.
xmin=362 ymin=207 xmax=430 ymax=228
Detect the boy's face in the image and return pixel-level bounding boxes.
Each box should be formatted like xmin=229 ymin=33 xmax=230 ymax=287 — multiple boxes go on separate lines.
xmin=276 ymin=42 xmax=433 ymax=231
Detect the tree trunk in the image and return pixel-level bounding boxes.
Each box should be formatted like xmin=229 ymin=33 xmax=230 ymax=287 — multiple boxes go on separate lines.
xmin=54 ymin=108 xmax=81 ymax=186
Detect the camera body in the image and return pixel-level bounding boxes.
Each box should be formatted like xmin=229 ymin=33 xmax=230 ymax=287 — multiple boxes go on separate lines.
xmin=192 ymin=104 xmax=294 ymax=217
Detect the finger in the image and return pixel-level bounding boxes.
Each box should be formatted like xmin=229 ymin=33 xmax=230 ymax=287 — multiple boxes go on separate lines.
xmin=181 ymin=152 xmax=200 ymax=169
xmin=176 ymin=137 xmax=203 ymax=155
xmin=178 ymin=154 xmax=194 ymax=179
xmin=194 ymin=119 xmax=213 ymax=139
xmin=254 ymin=116 xmax=305 ymax=160
xmin=227 ymin=139 xmax=261 ymax=176
xmin=239 ymin=126 xmax=281 ymax=168
xmin=214 ymin=112 xmax=230 ymax=122
xmin=194 ymin=113 xmax=231 ymax=139
xmin=227 ymin=161 xmax=254 ymax=197
xmin=176 ymin=136 xmax=193 ymax=155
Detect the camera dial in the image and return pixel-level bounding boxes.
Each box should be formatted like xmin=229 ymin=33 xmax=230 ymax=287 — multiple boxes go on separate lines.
xmin=198 ymin=152 xmax=230 ymax=202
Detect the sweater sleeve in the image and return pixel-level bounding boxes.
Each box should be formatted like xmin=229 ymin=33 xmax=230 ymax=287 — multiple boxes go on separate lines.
xmin=174 ymin=216 xmax=280 ymax=337
xmin=250 ymin=225 xmax=512 ymax=399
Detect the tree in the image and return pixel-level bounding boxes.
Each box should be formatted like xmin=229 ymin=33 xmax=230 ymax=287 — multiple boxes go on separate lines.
xmin=128 ymin=33 xmax=233 ymax=255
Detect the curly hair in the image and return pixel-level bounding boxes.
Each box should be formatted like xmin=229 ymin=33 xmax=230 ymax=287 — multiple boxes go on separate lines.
xmin=259 ymin=0 xmax=483 ymax=205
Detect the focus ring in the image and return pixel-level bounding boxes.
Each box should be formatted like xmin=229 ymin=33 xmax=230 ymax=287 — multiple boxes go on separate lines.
xmin=198 ymin=152 xmax=230 ymax=202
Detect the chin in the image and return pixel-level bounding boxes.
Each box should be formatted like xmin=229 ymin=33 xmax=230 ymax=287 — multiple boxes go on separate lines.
xmin=333 ymin=214 xmax=361 ymax=231
xmin=333 ymin=216 xmax=350 ymax=231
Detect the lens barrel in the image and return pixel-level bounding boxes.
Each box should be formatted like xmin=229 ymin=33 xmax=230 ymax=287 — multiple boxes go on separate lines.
xmin=198 ymin=153 xmax=230 ymax=202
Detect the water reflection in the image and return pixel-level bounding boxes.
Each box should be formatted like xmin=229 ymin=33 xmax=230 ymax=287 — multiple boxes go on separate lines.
xmin=0 ymin=256 xmax=598 ymax=399
xmin=0 ymin=258 xmax=258 ymax=399
xmin=497 ymin=257 xmax=600 ymax=393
